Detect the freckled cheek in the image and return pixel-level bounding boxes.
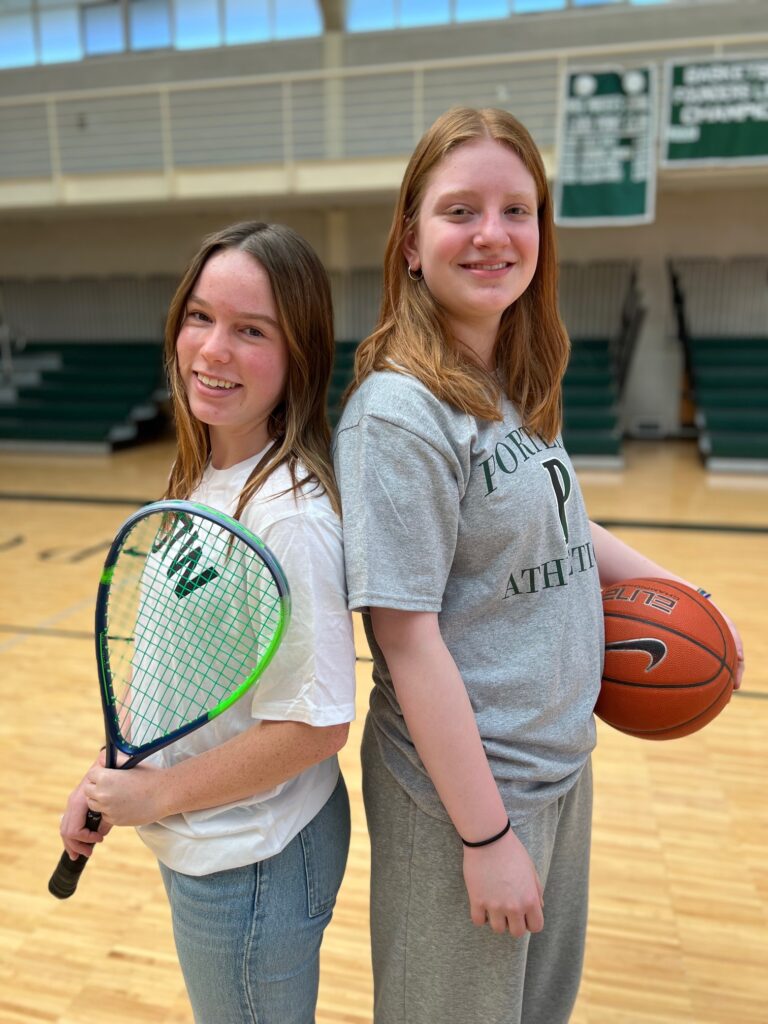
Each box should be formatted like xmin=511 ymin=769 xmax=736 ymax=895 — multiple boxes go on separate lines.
xmin=245 ymin=350 xmax=288 ymax=398
xmin=175 ymin=331 xmax=196 ymax=381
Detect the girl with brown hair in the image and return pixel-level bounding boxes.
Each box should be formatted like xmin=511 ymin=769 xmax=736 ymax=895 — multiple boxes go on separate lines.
xmin=60 ymin=221 xmax=356 ymax=1024
xmin=334 ymin=108 xmax=743 ymax=1024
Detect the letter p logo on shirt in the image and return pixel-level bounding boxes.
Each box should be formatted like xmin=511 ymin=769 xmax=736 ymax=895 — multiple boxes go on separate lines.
xmin=541 ymin=458 xmax=572 ymax=544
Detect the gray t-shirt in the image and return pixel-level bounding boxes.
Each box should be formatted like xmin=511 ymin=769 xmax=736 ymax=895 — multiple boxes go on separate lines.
xmin=334 ymin=370 xmax=603 ymax=824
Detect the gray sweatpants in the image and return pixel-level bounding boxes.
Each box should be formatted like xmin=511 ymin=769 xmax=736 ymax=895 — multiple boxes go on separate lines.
xmin=362 ymin=717 xmax=592 ymax=1024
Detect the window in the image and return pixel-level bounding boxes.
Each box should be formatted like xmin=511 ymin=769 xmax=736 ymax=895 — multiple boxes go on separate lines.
xmin=129 ymin=0 xmax=171 ymax=50
xmin=274 ymin=0 xmax=321 ymax=39
xmin=456 ymin=0 xmax=508 ymax=21
xmin=176 ymin=0 xmax=221 ymax=49
xmin=0 ymin=0 xmax=682 ymax=68
xmin=514 ymin=0 xmax=565 ymax=12
xmin=0 ymin=11 xmax=35 ymax=67
xmin=399 ymin=0 xmax=450 ymax=28
xmin=225 ymin=0 xmax=269 ymax=43
xmin=40 ymin=6 xmax=83 ymax=63
xmin=84 ymin=2 xmax=125 ymax=55
xmin=348 ymin=0 xmax=394 ymax=32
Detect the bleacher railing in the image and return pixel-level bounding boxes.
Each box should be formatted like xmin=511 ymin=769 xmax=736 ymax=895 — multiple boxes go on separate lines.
xmin=1 ymin=29 xmax=765 ymax=188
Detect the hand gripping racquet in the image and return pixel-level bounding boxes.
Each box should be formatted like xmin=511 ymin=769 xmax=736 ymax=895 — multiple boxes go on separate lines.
xmin=48 ymin=499 xmax=290 ymax=899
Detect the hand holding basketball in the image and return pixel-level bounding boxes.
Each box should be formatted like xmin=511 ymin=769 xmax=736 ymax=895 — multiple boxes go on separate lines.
xmin=717 ymin=605 xmax=745 ymax=690
xmin=596 ymin=578 xmax=741 ymax=740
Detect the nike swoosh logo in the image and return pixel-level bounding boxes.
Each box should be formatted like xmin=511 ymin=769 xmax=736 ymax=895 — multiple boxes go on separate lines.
xmin=605 ymin=638 xmax=668 ymax=671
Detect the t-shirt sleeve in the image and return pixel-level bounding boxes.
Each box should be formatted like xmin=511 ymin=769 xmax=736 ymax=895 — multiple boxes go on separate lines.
xmin=335 ymin=412 xmax=461 ymax=612
xmin=242 ymin=507 xmax=357 ymax=726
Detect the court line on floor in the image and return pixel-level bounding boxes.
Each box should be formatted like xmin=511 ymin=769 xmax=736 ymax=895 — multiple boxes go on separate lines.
xmin=596 ymin=519 xmax=768 ymax=535
xmin=0 ymin=623 xmax=763 ymax=698
xmin=0 ymin=598 xmax=94 ymax=654
xmin=1 ymin=494 xmax=766 ymax=534
xmin=0 ymin=624 xmax=92 ymax=640
xmin=0 ymin=623 xmax=377 ymax=670
xmin=0 ymin=492 xmax=147 ymax=508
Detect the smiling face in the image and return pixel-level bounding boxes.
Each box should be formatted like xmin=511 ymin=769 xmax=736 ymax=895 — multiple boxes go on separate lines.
xmin=402 ymin=136 xmax=540 ymax=365
xmin=176 ymin=248 xmax=289 ymax=468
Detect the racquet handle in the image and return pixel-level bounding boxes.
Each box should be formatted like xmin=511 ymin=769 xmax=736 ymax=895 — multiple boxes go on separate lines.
xmin=48 ymin=809 xmax=103 ymax=900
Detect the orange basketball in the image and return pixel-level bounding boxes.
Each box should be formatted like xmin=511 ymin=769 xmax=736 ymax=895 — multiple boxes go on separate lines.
xmin=596 ymin=577 xmax=736 ymax=740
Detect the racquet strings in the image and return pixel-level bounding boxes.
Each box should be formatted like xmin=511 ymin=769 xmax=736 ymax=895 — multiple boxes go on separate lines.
xmin=105 ymin=510 xmax=283 ymax=749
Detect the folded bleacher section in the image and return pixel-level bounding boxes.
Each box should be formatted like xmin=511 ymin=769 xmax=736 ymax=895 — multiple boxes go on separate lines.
xmin=0 ymin=261 xmax=647 ymax=459
xmin=559 ymin=262 xmax=645 ymax=467
xmin=0 ymin=340 xmax=167 ymax=452
xmin=670 ymin=258 xmax=768 ymax=472
xmin=327 ymin=263 xmax=644 ymax=460
xmin=328 ymin=339 xmax=358 ymax=429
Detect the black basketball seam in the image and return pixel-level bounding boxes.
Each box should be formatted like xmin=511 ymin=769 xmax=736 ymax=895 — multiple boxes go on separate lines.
xmin=604 ymin=610 xmax=724 ymax=663
xmin=600 ymin=674 xmax=721 ymax=690
xmin=605 ymin=577 xmax=734 ymax=677
xmin=602 ymin=676 xmax=733 ymax=736
xmin=603 ymin=610 xmax=734 ymax=682
xmin=647 ymin=578 xmax=730 ymax=656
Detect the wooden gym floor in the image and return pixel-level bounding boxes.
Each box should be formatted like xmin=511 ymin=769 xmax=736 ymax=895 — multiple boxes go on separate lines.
xmin=0 ymin=438 xmax=766 ymax=1024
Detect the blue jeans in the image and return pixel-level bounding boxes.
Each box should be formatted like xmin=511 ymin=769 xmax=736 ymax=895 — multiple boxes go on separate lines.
xmin=159 ymin=773 xmax=350 ymax=1024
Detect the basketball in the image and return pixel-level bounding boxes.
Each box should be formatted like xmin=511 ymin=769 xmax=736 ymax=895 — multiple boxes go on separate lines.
xmin=596 ymin=577 xmax=737 ymax=740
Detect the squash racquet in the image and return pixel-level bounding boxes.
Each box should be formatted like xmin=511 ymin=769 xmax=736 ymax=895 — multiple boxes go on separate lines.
xmin=48 ymin=499 xmax=290 ymax=899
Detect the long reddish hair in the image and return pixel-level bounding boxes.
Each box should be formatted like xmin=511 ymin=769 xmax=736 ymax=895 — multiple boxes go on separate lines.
xmin=349 ymin=107 xmax=569 ymax=440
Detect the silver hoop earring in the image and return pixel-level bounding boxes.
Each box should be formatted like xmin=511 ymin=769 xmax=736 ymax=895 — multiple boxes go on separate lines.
xmin=407 ymin=265 xmax=423 ymax=281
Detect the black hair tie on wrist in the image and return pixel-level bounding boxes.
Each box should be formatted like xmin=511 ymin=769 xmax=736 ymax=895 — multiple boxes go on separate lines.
xmin=460 ymin=817 xmax=511 ymax=848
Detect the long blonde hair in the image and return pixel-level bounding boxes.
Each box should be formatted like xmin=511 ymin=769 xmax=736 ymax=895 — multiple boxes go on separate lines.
xmin=164 ymin=221 xmax=339 ymax=518
xmin=350 ymin=107 xmax=569 ymax=441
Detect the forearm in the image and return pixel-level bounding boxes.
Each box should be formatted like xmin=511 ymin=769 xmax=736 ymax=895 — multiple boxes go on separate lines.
xmin=370 ymin=608 xmax=544 ymax=934
xmin=85 ymin=719 xmax=349 ymax=826
xmin=156 ymin=720 xmax=349 ymax=818
xmin=590 ymin=521 xmax=695 ymax=589
xmin=371 ymin=609 xmax=507 ymax=842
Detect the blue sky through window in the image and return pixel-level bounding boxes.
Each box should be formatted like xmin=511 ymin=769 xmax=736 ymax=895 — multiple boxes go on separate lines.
xmin=513 ymin=0 xmax=565 ymax=12
xmin=274 ymin=0 xmax=321 ymax=39
xmin=456 ymin=0 xmax=508 ymax=21
xmin=400 ymin=0 xmax=451 ymax=28
xmin=39 ymin=6 xmax=82 ymax=63
xmin=130 ymin=0 xmax=171 ymax=50
xmin=0 ymin=0 xmax=677 ymax=69
xmin=347 ymin=0 xmax=394 ymax=32
xmin=84 ymin=3 xmax=125 ymax=56
xmin=225 ymin=0 xmax=270 ymax=44
xmin=175 ymin=0 xmax=221 ymax=49
xmin=0 ymin=12 xmax=35 ymax=67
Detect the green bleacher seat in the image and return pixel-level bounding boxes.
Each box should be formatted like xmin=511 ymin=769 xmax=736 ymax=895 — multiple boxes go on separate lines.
xmin=561 ymin=429 xmax=622 ymax=457
xmin=702 ymin=432 xmax=768 ymax=460
xmin=562 ymin=338 xmax=621 ymax=462
xmin=0 ymin=340 xmax=166 ymax=451
xmin=686 ymin=334 xmax=768 ymax=470
xmin=328 ymin=340 xmax=360 ymax=428
xmin=325 ymin=337 xmax=625 ymax=461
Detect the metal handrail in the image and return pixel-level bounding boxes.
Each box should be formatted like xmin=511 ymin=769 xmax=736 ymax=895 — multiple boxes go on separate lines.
xmin=1 ymin=29 xmax=766 ymax=190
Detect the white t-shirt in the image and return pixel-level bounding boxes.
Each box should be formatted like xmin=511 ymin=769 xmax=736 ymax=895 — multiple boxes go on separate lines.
xmin=136 ymin=448 xmax=356 ymax=875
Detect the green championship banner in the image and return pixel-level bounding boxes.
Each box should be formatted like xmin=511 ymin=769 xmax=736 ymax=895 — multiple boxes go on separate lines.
xmin=555 ymin=67 xmax=656 ymax=227
xmin=663 ymin=56 xmax=768 ymax=167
